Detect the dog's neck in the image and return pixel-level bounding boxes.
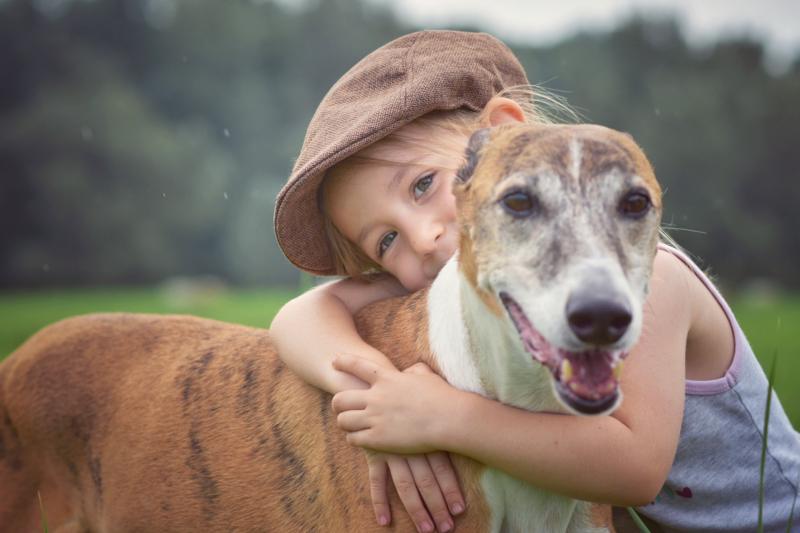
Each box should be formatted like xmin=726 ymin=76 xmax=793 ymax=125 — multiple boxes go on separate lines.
xmin=427 ymin=256 xmax=563 ymax=413
xmin=428 ymin=256 xmax=584 ymax=532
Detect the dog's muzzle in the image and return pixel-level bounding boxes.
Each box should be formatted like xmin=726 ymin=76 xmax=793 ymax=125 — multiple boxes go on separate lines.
xmin=500 ymin=292 xmax=628 ymax=415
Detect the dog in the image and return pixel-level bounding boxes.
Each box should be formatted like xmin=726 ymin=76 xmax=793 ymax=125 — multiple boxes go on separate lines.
xmin=0 ymin=122 xmax=661 ymax=532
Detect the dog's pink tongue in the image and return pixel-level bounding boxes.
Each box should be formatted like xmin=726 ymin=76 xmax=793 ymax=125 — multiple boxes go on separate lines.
xmin=563 ymin=351 xmax=616 ymax=400
xmin=502 ymin=295 xmax=556 ymax=366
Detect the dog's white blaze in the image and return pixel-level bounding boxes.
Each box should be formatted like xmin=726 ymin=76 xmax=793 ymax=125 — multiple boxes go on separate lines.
xmin=570 ymin=138 xmax=582 ymax=181
xmin=428 ymin=257 xmax=600 ymax=532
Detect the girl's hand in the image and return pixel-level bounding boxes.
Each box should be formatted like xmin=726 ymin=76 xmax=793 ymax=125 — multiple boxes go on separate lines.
xmin=364 ymin=450 xmax=464 ymax=532
xmin=332 ymin=354 xmax=462 ymax=453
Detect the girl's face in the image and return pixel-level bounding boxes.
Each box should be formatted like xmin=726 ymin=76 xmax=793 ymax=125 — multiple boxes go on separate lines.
xmin=326 ymin=125 xmax=466 ymax=291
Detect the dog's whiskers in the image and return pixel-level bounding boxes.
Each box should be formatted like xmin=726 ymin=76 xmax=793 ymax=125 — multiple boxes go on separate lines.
xmin=661 ymin=224 xmax=707 ymax=235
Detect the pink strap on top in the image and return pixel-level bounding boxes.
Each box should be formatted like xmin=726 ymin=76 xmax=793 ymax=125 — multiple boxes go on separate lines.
xmin=657 ymin=243 xmax=744 ymax=395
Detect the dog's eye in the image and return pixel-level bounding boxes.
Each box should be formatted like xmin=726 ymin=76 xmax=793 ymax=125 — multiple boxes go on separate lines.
xmin=501 ymin=191 xmax=538 ymax=217
xmin=619 ymin=190 xmax=651 ymax=218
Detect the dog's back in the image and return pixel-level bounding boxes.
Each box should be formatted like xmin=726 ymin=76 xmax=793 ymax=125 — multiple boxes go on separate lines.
xmin=0 ymin=308 xmax=489 ymax=532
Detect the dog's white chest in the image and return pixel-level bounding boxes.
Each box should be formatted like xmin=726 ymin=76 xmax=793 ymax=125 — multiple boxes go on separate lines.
xmin=481 ymin=469 xmax=582 ymax=533
xmin=427 ymin=260 xmax=607 ymax=533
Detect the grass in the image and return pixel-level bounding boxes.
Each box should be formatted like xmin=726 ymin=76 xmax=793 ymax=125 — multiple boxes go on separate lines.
xmin=0 ymin=286 xmax=294 ymax=360
xmin=758 ymin=354 xmax=776 ymax=533
xmin=626 ymin=507 xmax=652 ymax=532
xmin=0 ymin=287 xmax=797 ymax=429
xmin=37 ymin=491 xmax=49 ymax=533
xmin=730 ymin=294 xmax=800 ymax=429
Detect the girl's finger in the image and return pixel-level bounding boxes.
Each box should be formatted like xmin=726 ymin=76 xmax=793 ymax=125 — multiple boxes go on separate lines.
xmin=407 ymin=455 xmax=454 ymax=533
xmin=333 ymin=354 xmax=383 ymax=385
xmin=425 ymin=452 xmax=465 ymax=516
xmin=365 ymin=453 xmax=392 ymax=527
xmin=331 ymin=390 xmax=367 ymax=414
xmin=336 ymin=410 xmax=370 ymax=432
xmin=385 ymin=455 xmax=435 ymax=533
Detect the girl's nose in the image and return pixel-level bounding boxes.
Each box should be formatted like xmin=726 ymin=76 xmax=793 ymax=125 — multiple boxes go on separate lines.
xmin=408 ymin=221 xmax=444 ymax=257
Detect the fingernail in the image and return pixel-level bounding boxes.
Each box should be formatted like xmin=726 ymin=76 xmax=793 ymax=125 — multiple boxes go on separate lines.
xmin=419 ymin=521 xmax=434 ymax=533
xmin=450 ymin=502 xmax=464 ymax=514
xmin=439 ymin=520 xmax=453 ymax=532
xmin=377 ymin=514 xmax=389 ymax=526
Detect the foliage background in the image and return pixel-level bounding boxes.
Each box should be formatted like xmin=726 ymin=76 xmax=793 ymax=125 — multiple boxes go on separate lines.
xmin=1 ymin=0 xmax=798 ymax=290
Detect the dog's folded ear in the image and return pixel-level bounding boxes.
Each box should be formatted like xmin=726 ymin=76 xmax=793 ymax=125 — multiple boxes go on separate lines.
xmin=456 ymin=128 xmax=491 ymax=183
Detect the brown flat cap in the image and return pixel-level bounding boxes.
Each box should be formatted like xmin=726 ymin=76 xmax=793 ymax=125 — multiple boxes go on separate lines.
xmin=274 ymin=30 xmax=528 ymax=275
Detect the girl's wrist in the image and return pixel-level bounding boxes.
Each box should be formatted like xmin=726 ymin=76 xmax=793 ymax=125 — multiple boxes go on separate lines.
xmin=430 ymin=388 xmax=476 ymax=451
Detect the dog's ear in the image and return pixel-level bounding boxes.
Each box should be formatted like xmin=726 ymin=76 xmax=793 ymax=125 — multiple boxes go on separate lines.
xmin=456 ymin=128 xmax=491 ymax=183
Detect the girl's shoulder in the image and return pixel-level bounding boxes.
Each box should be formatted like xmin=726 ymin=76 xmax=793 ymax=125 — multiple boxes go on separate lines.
xmin=653 ymin=245 xmax=735 ymax=381
xmin=647 ymin=247 xmax=694 ymax=328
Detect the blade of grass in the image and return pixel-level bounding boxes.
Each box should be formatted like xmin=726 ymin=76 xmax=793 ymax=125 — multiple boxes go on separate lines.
xmin=626 ymin=507 xmax=652 ymax=533
xmin=37 ymin=490 xmax=49 ymax=533
xmin=786 ymin=472 xmax=798 ymax=533
xmin=757 ymin=351 xmax=777 ymax=533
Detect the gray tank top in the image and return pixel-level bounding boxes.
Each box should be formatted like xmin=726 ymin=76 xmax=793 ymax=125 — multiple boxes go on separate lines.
xmin=637 ymin=245 xmax=799 ymax=532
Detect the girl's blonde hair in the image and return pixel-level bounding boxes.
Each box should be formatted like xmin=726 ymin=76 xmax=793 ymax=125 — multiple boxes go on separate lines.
xmin=320 ymin=85 xmax=580 ymax=280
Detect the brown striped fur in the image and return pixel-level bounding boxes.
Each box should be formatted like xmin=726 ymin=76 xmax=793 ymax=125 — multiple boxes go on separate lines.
xmin=0 ymin=307 xmax=491 ymax=532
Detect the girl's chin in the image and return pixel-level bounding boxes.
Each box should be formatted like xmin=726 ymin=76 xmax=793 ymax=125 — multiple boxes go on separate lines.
xmin=399 ymin=273 xmax=435 ymax=292
xmin=404 ymin=279 xmax=431 ymax=292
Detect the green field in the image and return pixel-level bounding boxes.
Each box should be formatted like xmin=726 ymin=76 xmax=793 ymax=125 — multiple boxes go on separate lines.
xmin=0 ymin=288 xmax=797 ymax=428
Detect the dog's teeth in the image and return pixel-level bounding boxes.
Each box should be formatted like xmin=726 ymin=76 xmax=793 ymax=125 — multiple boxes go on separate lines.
xmin=561 ymin=359 xmax=573 ymax=381
xmin=613 ymin=361 xmax=624 ymax=380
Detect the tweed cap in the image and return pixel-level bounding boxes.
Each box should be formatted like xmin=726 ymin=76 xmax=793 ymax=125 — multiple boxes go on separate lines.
xmin=274 ymin=30 xmax=528 ymax=275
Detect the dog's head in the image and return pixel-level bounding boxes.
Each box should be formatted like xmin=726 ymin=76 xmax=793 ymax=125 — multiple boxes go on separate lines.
xmin=455 ymin=123 xmax=662 ymax=415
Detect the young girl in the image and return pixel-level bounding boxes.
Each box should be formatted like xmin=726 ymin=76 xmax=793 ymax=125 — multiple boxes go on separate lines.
xmin=271 ymin=30 xmax=800 ymax=533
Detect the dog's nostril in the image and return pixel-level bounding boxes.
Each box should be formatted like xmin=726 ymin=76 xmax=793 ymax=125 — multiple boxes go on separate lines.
xmin=611 ymin=314 xmax=632 ymax=330
xmin=566 ymin=296 xmax=632 ymax=346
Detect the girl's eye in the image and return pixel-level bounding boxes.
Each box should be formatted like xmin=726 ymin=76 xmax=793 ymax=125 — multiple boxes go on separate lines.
xmin=619 ymin=190 xmax=651 ymax=218
xmin=413 ymin=173 xmax=434 ymax=199
xmin=501 ymin=190 xmax=538 ymax=218
xmin=377 ymin=231 xmax=397 ymax=258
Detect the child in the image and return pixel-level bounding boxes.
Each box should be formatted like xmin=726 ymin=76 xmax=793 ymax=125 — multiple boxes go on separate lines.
xmin=271 ymin=30 xmax=800 ymax=533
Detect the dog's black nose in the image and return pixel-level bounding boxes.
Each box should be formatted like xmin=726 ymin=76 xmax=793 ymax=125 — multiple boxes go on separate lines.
xmin=566 ymin=294 xmax=632 ymax=345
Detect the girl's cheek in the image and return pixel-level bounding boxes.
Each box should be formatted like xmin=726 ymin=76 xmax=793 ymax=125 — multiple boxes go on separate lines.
xmin=440 ymin=181 xmax=458 ymax=218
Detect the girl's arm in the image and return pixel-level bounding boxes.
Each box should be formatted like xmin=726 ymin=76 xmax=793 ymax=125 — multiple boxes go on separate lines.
xmin=333 ymin=249 xmax=691 ymax=506
xmin=270 ymin=273 xmax=408 ymax=393
xmin=270 ymin=275 xmax=465 ymax=532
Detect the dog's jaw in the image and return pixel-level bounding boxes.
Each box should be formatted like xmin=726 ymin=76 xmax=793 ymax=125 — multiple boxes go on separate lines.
xmin=498 ymin=291 xmax=627 ymax=415
xmin=428 ymin=256 xmax=566 ymax=412
xmin=427 ymin=255 xmax=594 ymax=532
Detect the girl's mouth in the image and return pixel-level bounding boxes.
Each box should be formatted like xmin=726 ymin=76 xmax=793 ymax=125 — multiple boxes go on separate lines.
xmin=499 ymin=292 xmax=627 ymax=415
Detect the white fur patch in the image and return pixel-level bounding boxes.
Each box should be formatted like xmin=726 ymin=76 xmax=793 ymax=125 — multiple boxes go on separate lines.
xmin=482 ymin=469 xmax=603 ymax=533
xmin=427 ymin=256 xmax=484 ymax=394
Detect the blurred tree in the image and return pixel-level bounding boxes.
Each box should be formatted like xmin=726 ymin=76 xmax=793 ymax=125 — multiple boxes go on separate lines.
xmin=0 ymin=1 xmax=797 ymax=289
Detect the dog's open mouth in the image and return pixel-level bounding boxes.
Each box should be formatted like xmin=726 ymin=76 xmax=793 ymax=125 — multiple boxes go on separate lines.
xmin=499 ymin=292 xmax=627 ymax=415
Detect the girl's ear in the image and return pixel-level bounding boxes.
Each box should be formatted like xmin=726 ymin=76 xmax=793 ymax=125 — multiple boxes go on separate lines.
xmin=481 ymin=96 xmax=526 ymax=127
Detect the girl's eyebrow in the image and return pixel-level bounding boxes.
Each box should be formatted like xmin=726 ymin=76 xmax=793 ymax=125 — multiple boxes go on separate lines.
xmin=387 ymin=166 xmax=409 ymax=192
xmin=387 ymin=156 xmax=427 ymax=191
xmin=356 ymin=157 xmax=431 ymax=250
